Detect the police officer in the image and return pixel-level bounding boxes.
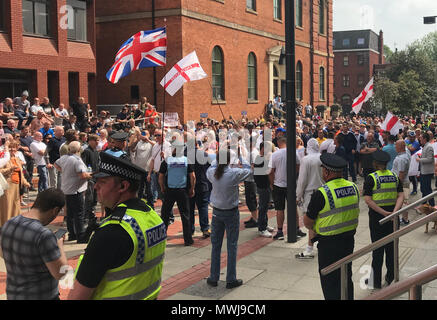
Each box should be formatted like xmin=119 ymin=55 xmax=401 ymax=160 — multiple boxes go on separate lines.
xmin=104 ymin=131 xmax=129 ymax=159
xmin=364 ymin=150 xmax=404 ymax=289
xmin=69 ymin=152 xmax=167 ymax=300
xmin=304 ymin=153 xmax=360 ymax=300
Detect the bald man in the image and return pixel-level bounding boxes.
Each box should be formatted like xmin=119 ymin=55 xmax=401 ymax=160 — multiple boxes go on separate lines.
xmin=30 ymin=131 xmax=48 ymax=192
xmin=392 ymin=140 xmax=411 ymax=225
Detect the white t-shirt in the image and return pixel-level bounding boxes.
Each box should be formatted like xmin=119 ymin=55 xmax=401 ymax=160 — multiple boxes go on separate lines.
xmin=30 ymin=141 xmax=47 ymax=166
xmin=133 ymin=140 xmax=154 ymax=170
xmin=30 ymin=105 xmax=43 ymax=115
xmin=268 ymin=147 xmax=287 ymax=188
xmin=54 ymin=108 xmax=69 ymax=125
xmin=150 ymin=141 xmax=171 ymax=173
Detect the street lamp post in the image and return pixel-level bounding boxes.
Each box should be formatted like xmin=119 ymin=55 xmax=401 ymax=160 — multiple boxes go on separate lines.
xmin=285 ymin=0 xmax=297 ymax=243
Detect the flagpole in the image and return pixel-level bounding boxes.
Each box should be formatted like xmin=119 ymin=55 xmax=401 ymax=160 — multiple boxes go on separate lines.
xmin=162 ymin=71 xmax=167 ymax=153
xmin=207 ymin=78 xmax=226 ymax=121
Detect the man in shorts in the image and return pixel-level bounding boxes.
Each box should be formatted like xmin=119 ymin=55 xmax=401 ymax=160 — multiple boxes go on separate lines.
xmin=269 ymin=137 xmax=306 ymax=240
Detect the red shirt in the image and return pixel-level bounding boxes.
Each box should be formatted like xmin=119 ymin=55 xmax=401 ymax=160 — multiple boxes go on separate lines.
xmin=145 ymin=109 xmax=157 ymax=124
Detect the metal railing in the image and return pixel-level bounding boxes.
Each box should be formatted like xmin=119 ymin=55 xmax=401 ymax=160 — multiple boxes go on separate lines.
xmin=364 ymin=263 xmax=437 ymax=300
xmin=379 ymin=190 xmax=437 ymax=282
xmin=320 ymin=207 xmax=437 ymax=300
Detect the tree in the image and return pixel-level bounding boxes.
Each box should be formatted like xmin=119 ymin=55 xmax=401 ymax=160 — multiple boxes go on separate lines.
xmin=384 ymin=44 xmax=394 ymax=62
xmin=397 ymin=70 xmax=426 ymax=116
xmin=372 ymin=77 xmax=399 ymax=114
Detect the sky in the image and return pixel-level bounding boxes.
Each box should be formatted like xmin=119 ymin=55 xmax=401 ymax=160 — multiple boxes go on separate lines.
xmin=333 ymin=0 xmax=437 ymax=51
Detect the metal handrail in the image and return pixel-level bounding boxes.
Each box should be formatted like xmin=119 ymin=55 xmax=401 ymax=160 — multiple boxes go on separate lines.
xmin=379 ymin=190 xmax=437 ymax=225
xmin=320 ymin=210 xmax=437 ymax=299
xmin=364 ymin=264 xmax=437 ymax=300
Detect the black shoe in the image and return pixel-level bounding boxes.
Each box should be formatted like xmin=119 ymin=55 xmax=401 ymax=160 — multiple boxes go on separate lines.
xmin=273 ymin=232 xmax=284 ymax=240
xmin=184 ymin=239 xmax=194 ymax=246
xmin=268 ymin=203 xmax=275 ymax=210
xmin=169 ymin=219 xmax=175 ymax=225
xmin=77 ymin=238 xmax=89 ymax=244
xmin=244 ymin=218 xmax=255 ymax=225
xmin=385 ymin=275 xmax=393 ymax=286
xmin=297 ymin=229 xmax=307 ymax=237
xmin=67 ymin=235 xmax=77 ymax=242
xmin=400 ymin=218 xmax=410 ymax=226
xmin=206 ymin=278 xmax=218 ymax=287
xmin=226 ymin=279 xmax=243 ymax=289
xmin=245 ymin=220 xmax=258 ymax=228
xmin=364 ymin=278 xmax=381 ymax=289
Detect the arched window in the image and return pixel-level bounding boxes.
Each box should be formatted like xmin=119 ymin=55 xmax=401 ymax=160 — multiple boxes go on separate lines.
xmin=296 ymin=0 xmax=303 ymax=27
xmin=247 ymin=52 xmax=257 ymax=100
xmin=296 ymin=61 xmax=303 ymax=101
xmin=212 ymin=46 xmax=224 ymax=100
xmin=319 ymin=0 xmax=325 ymax=34
xmin=319 ymin=66 xmax=325 ymax=100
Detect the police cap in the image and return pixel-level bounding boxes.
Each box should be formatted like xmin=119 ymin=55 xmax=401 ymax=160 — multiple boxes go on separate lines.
xmin=93 ymin=151 xmax=146 ymax=182
xmin=110 ymin=130 xmax=129 ymax=141
xmin=372 ymin=150 xmax=391 ymax=163
xmin=320 ymin=153 xmax=347 ymax=172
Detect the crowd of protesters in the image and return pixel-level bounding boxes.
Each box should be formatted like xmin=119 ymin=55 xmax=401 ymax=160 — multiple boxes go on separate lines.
xmin=2 ymin=91 xmax=437 ymax=243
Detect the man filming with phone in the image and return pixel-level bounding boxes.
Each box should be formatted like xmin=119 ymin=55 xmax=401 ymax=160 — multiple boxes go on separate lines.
xmin=0 ymin=188 xmax=68 ymax=300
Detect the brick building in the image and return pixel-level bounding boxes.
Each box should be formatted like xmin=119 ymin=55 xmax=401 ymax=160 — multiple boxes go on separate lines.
xmin=0 ymin=0 xmax=96 ymax=108
xmin=96 ymin=0 xmax=334 ymax=122
xmin=333 ymin=29 xmax=385 ymax=114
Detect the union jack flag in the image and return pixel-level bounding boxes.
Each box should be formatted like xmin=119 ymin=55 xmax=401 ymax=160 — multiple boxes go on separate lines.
xmin=106 ymin=27 xmax=167 ymax=84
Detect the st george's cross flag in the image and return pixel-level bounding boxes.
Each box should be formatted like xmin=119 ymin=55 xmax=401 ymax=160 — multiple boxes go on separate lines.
xmin=160 ymin=51 xmax=207 ymax=96
xmin=106 ymin=27 xmax=167 ymax=84
xmin=352 ymin=77 xmax=374 ymax=114
xmin=381 ymin=111 xmax=404 ymax=136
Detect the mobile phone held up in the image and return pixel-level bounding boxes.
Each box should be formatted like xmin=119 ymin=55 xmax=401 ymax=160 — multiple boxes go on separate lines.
xmin=54 ymin=228 xmax=68 ymax=239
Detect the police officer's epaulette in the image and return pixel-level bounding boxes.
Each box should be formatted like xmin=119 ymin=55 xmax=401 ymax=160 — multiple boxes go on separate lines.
xmin=109 ymin=206 xmax=128 ymax=222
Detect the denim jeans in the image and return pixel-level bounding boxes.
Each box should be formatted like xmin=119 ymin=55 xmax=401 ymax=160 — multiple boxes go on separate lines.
xmin=151 ymin=172 xmax=161 ymax=201
xmin=257 ymin=187 xmax=271 ymax=232
xmin=344 ymin=153 xmax=357 ymax=182
xmin=37 ymin=165 xmax=48 ymax=193
xmin=65 ymin=191 xmax=86 ymax=241
xmin=190 ymin=190 xmax=211 ymax=233
xmin=14 ymin=110 xmax=33 ymax=130
xmin=209 ymin=207 xmax=240 ymax=283
xmin=420 ymin=173 xmax=435 ymax=207
xmin=142 ymin=171 xmax=154 ymax=209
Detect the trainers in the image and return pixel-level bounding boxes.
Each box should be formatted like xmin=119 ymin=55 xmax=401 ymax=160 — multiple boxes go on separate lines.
xmin=273 ymin=232 xmax=284 ymax=240
xmin=266 ymin=226 xmax=275 ymax=232
xmin=245 ymin=220 xmax=258 ymax=228
xmin=400 ymin=218 xmax=410 ymax=226
xmin=258 ymin=230 xmax=272 ymax=238
xmin=297 ymin=229 xmax=307 ymax=237
xmin=295 ymin=251 xmax=315 ymax=259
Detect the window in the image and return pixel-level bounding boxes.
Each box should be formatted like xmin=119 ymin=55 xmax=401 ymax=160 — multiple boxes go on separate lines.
xmin=342 ymin=38 xmax=350 ymax=47
xmin=296 ymin=0 xmax=303 ymax=27
xmin=319 ymin=67 xmax=325 ymax=100
xmin=357 ymin=54 xmax=365 ymax=65
xmin=342 ymin=94 xmax=351 ymax=106
xmin=273 ymin=0 xmax=281 ymax=20
xmin=342 ymin=75 xmax=350 ymax=87
xmin=22 ymin=0 xmax=50 ymax=36
xmin=332 ymin=39 xmax=336 ymax=47
xmin=67 ymin=0 xmax=87 ymax=41
xmin=0 ymin=0 xmax=4 ymax=31
xmin=343 ymin=55 xmax=349 ymax=66
xmin=357 ymin=38 xmax=365 ymax=45
xmin=358 ymin=75 xmax=364 ymax=86
xmin=247 ymin=53 xmax=257 ymax=100
xmin=212 ymin=46 xmax=224 ymax=100
xmin=319 ymin=0 xmax=325 ymax=34
xmin=296 ymin=61 xmax=303 ymax=101
xmin=246 ymin=0 xmax=256 ymax=11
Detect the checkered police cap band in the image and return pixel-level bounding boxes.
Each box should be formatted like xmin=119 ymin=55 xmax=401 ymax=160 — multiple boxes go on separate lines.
xmin=100 ymin=162 xmax=142 ymax=181
xmin=321 ymin=163 xmax=344 ymax=172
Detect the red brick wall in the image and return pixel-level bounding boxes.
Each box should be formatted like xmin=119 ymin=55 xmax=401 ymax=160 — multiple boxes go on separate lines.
xmin=0 ymin=0 xmax=96 ymax=106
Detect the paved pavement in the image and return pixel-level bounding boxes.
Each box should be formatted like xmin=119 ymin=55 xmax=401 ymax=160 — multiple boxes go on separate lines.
xmin=2 ymin=176 xmax=437 ymax=300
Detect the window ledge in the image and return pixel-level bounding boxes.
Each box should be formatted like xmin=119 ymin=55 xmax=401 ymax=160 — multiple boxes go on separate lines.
xmin=67 ymin=39 xmax=90 ymax=44
xmin=246 ymin=8 xmax=258 ymax=15
xmin=273 ymin=18 xmax=283 ymax=23
xmin=212 ymin=0 xmax=224 ymax=3
xmin=318 ymin=33 xmax=327 ymax=37
xmin=23 ymin=33 xmax=52 ymax=40
xmin=212 ymin=100 xmax=226 ymax=105
xmin=248 ymin=99 xmax=259 ymax=104
xmin=296 ymin=26 xmax=304 ymax=31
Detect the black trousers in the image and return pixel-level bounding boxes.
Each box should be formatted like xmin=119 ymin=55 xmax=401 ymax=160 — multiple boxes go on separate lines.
xmin=368 ymin=211 xmax=394 ymax=288
xmin=317 ymin=236 xmax=355 ymax=300
xmin=84 ymin=180 xmax=97 ymax=228
xmin=161 ymin=188 xmax=193 ymax=243
xmin=65 ymin=192 xmax=86 ymax=241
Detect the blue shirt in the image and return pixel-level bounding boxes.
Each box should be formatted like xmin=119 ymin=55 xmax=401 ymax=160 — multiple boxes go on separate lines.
xmin=206 ymin=164 xmax=252 ymax=210
xmin=39 ymin=127 xmax=54 ymax=138
xmin=382 ymin=143 xmax=397 ymax=170
xmin=405 ymin=139 xmax=420 ymax=155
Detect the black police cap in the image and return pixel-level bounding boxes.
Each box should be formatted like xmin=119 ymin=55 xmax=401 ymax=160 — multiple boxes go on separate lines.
xmin=93 ymin=151 xmax=146 ymax=182
xmin=372 ymin=150 xmax=391 ymax=163
xmin=110 ymin=130 xmax=129 ymax=141
xmin=320 ymin=153 xmax=347 ymax=172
